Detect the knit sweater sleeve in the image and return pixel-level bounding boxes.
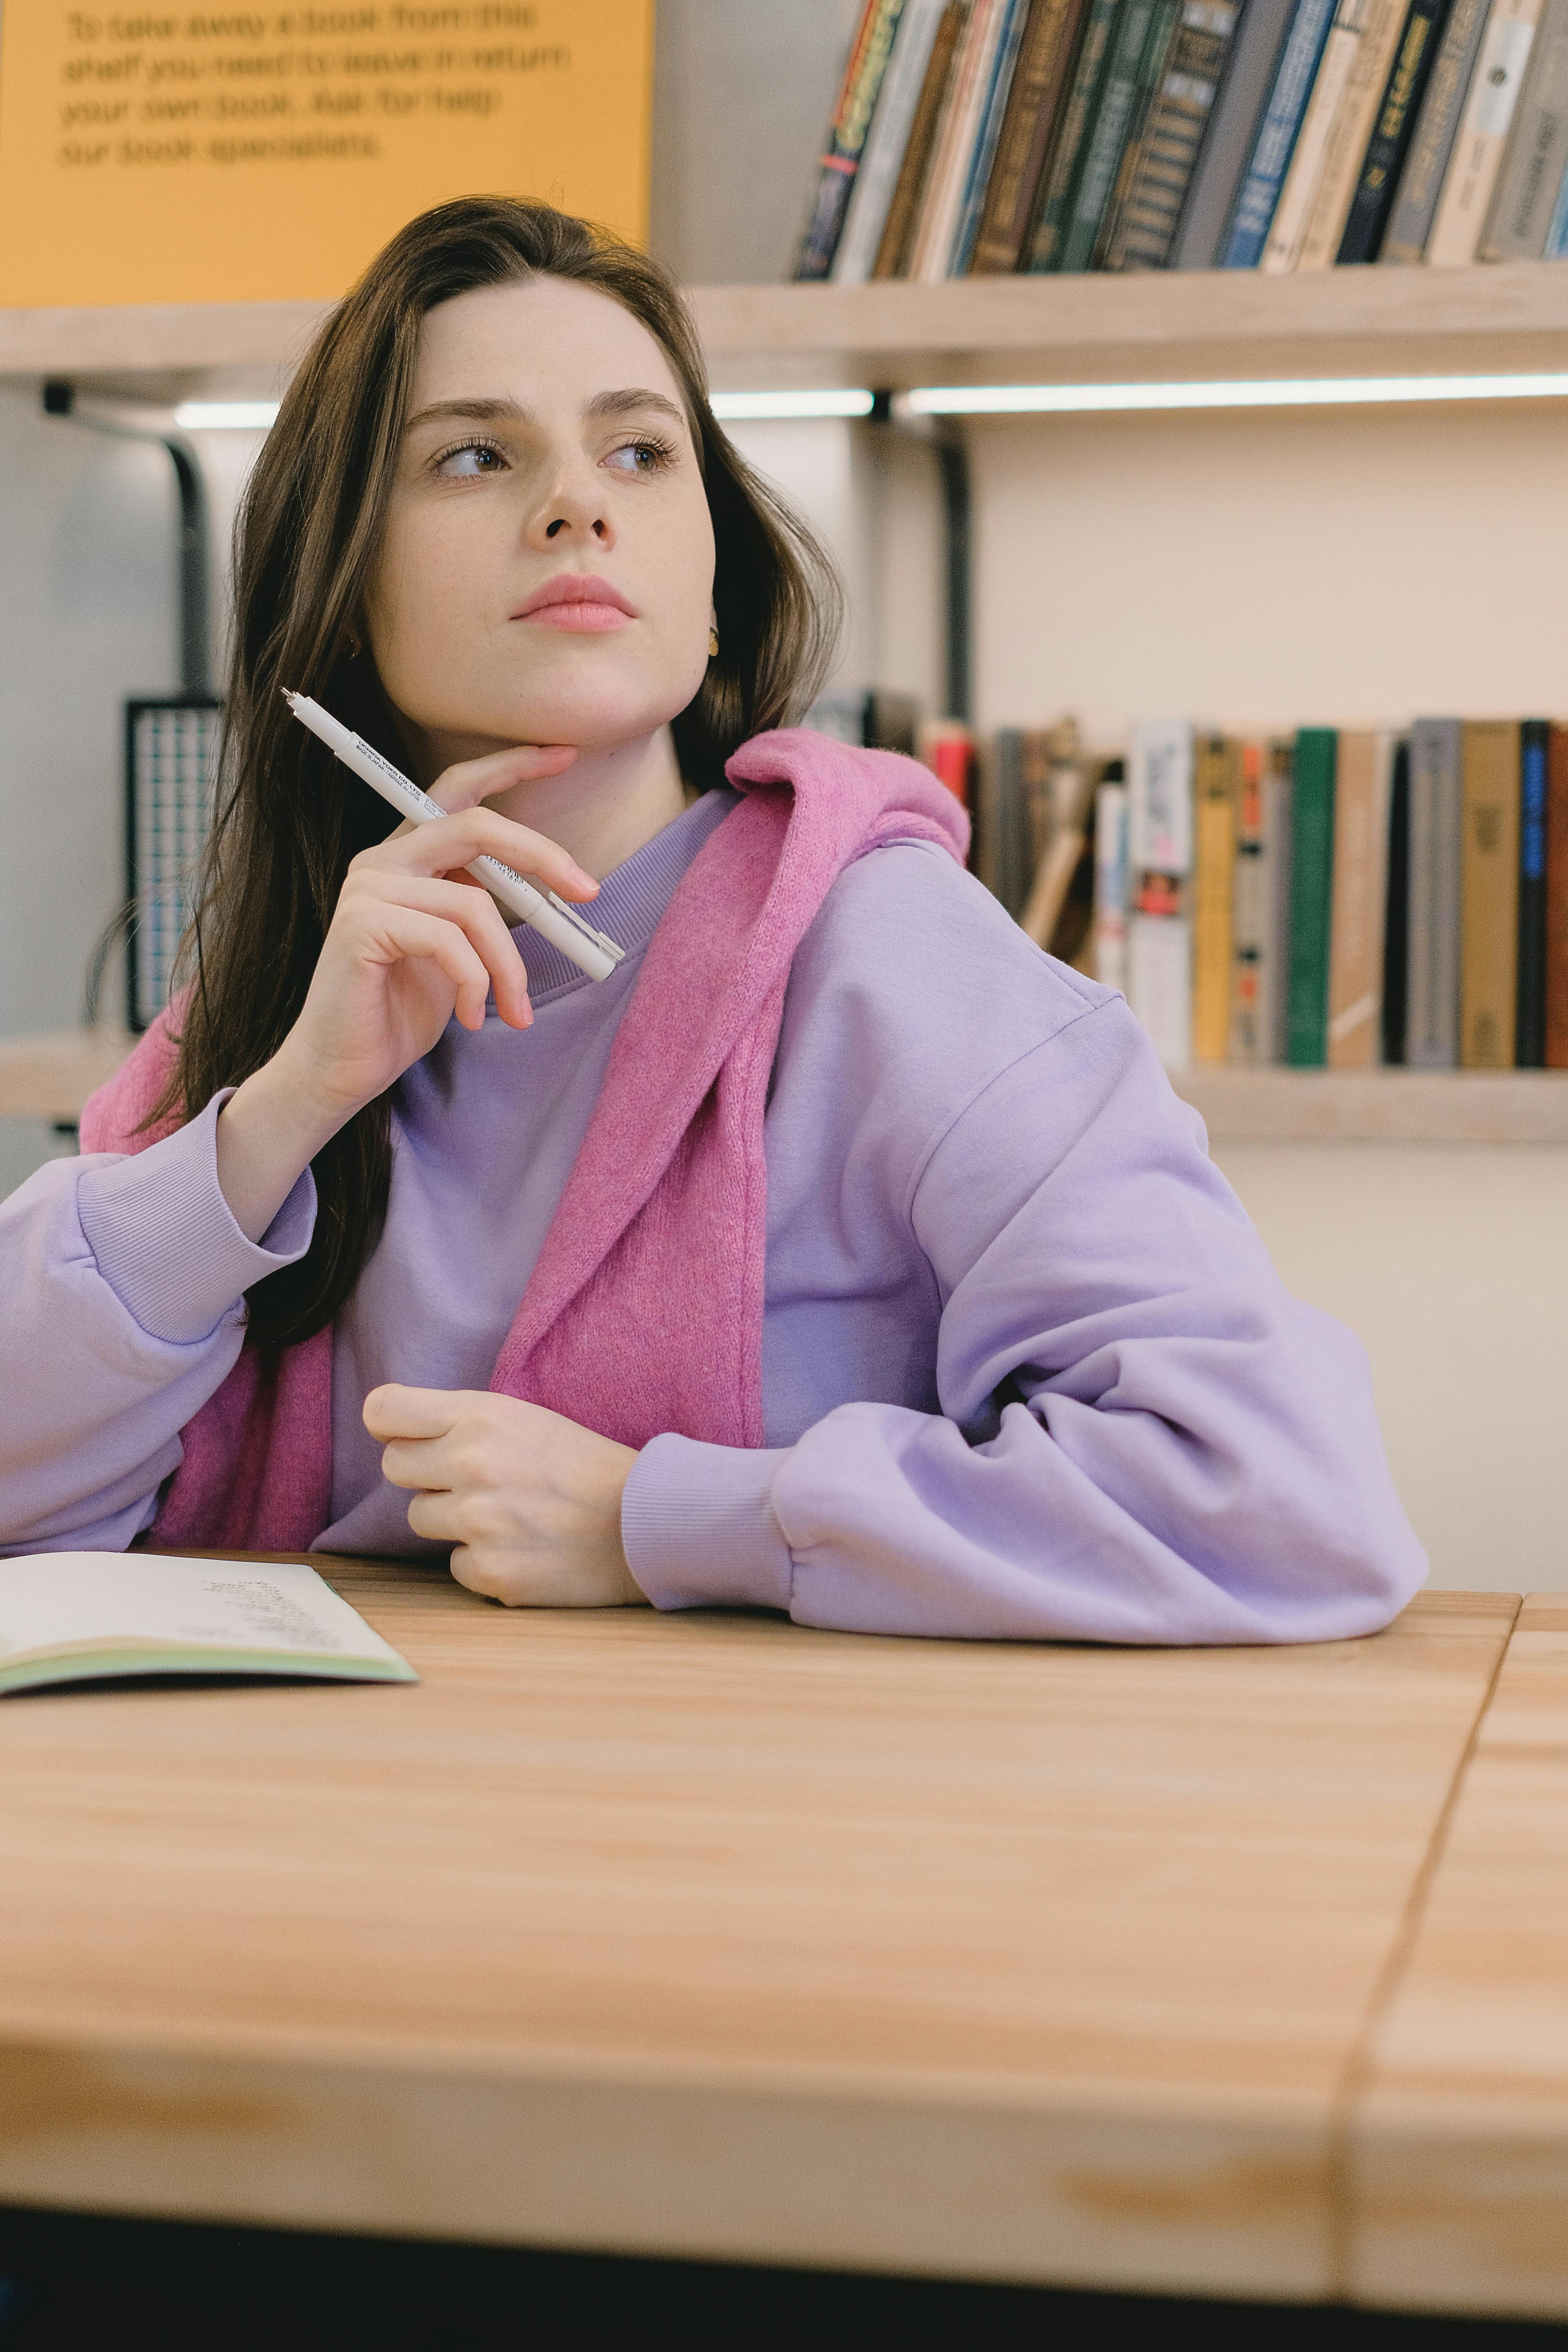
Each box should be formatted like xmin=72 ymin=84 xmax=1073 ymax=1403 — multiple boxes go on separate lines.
xmin=622 ymin=898 xmax=1426 ymax=1644
xmin=0 ymin=1095 xmax=315 ymax=1554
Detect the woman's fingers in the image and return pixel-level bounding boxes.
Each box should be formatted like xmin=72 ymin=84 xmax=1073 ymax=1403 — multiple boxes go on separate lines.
xmin=344 ymin=871 xmax=532 ymax=1027
xmin=367 ymin=802 xmax=599 ymax=902
xmin=350 ymin=903 xmax=499 ymax=1030
xmin=425 ymin=741 xmax=578 ymax=815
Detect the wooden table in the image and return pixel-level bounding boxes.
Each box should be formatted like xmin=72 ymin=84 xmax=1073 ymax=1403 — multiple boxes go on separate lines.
xmin=0 ymin=1567 xmax=1560 ymax=2320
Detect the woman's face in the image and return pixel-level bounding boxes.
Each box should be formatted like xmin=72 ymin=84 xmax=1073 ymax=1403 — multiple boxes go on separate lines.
xmin=365 ymin=275 xmax=717 ymax=767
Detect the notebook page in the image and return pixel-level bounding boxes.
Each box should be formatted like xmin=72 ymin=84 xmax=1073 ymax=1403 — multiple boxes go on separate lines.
xmin=0 ymin=1553 xmax=411 ymax=1671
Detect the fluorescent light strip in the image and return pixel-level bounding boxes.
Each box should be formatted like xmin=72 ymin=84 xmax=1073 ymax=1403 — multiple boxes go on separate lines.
xmin=171 ymin=372 xmax=1568 ymax=434
xmin=173 ymin=400 xmax=281 ymax=430
xmin=710 ymin=389 xmax=875 ymax=420
xmin=903 ymin=373 xmax=1568 ymax=415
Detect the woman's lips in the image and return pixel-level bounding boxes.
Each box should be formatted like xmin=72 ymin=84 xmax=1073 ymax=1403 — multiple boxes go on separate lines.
xmin=513 ymin=575 xmax=635 ymax=633
xmin=520 ymin=602 xmax=632 ymax=633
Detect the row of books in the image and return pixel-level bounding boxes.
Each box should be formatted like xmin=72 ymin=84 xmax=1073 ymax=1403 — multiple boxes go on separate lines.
xmin=794 ymin=0 xmax=1568 ymax=284
xmin=959 ymin=714 xmax=1565 ymax=1068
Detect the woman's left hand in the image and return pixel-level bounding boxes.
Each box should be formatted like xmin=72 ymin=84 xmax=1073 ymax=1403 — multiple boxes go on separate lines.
xmin=365 ymin=1385 xmax=646 ymax=1607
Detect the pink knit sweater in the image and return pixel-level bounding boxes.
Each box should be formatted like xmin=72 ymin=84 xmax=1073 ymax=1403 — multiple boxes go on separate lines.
xmin=79 ymin=729 xmax=968 ymax=1551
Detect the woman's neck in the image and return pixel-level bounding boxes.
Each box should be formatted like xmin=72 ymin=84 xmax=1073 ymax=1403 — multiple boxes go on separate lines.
xmin=408 ymin=723 xmax=693 ymax=881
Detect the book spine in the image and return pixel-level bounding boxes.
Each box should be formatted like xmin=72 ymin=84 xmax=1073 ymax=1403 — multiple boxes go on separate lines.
xmin=1381 ymin=738 xmax=1411 ymax=1063
xmin=913 ymin=0 xmax=1003 ymax=278
xmin=1263 ymin=0 xmax=1376 ymax=271
xmin=1129 ymin=715 xmax=1195 ymax=873
xmin=876 ymin=1 xmax=971 ymax=272
xmin=795 ymin=0 xmax=909 ymax=280
xmin=976 ymin=726 xmax=1015 ymax=897
xmin=1220 ymin=0 xmax=1342 ymax=266
xmin=1094 ymin=777 xmax=1132 ymax=993
xmin=1478 ymin=0 xmax=1568 ymax=253
xmin=835 ymin=0 xmax=951 ymax=280
xmin=1103 ymin=0 xmax=1244 ymax=269
xmin=1295 ymin=0 xmax=1415 ymax=268
xmin=1516 ymin=719 xmax=1549 ymax=1064
xmin=1404 ymin=717 xmax=1462 ymax=1066
xmin=1129 ymin=906 xmax=1193 ymax=1065
xmin=1228 ymin=741 xmax=1266 ymax=1062
xmin=972 ymin=0 xmax=1093 ymax=266
xmin=1274 ymin=0 xmax=1384 ymax=268
xmin=1192 ymin=735 xmax=1240 ymax=1061
xmin=1425 ymin=0 xmax=1541 ymax=264
xmin=1060 ymin=0 xmax=1170 ymax=268
xmin=1326 ymin=729 xmax=1393 ymax=1067
xmin=1379 ymin=0 xmax=1489 ymax=256
xmin=1460 ymin=719 xmax=1521 ymax=1067
xmin=1265 ymin=741 xmax=1296 ymax=1060
xmin=1094 ymin=0 xmax=1188 ymax=258
xmin=1025 ymin=0 xmax=1125 ymax=264
xmin=1546 ymin=125 xmax=1568 ymax=232
xmin=1335 ymin=0 xmax=1453 ymax=256
xmin=1173 ymin=0 xmax=1300 ymax=260
xmin=1286 ymin=726 xmax=1337 ymax=1066
xmin=1545 ymin=723 xmax=1568 ymax=1065
xmin=952 ymin=0 xmax=1037 ymax=270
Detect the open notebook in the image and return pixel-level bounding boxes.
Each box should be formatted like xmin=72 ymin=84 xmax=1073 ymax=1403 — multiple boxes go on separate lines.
xmin=0 ymin=1552 xmax=417 ymax=1697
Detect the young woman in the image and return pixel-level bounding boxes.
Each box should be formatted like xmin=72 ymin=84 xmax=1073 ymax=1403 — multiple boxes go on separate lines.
xmin=0 ymin=198 xmax=1424 ymax=1640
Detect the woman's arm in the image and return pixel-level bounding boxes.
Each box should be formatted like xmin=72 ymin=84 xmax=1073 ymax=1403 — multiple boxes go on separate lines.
xmin=0 ymin=1095 xmax=315 ymax=1552
xmin=0 ymin=745 xmax=595 ymax=1552
xmin=622 ymin=998 xmax=1428 ymax=1645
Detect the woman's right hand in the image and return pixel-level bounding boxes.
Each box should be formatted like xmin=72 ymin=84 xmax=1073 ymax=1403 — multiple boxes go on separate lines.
xmin=215 ymin=743 xmax=588 ymax=1243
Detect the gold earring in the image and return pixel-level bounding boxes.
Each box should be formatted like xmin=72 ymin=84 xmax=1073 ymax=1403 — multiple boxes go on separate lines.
xmin=708 ymin=626 xmax=719 ymax=659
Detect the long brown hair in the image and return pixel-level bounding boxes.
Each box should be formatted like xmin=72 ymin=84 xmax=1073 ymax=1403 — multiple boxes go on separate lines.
xmin=167 ymin=197 xmax=842 ymax=1348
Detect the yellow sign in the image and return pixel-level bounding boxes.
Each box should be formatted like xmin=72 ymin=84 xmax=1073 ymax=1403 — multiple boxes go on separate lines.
xmin=0 ymin=2 xmax=654 ymax=307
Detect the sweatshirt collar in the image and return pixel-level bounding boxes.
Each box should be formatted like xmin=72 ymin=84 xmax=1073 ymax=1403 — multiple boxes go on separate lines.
xmin=512 ymin=786 xmax=738 ymax=1004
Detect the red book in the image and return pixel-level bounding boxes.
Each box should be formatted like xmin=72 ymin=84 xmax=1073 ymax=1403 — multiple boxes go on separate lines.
xmin=1545 ymin=723 xmax=1568 ymax=1068
xmin=920 ymin=720 xmax=974 ymax=807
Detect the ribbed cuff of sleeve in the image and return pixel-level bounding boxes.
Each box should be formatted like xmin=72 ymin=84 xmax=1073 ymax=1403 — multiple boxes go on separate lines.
xmin=77 ymin=1090 xmax=317 ymax=1346
xmin=621 ymin=1434 xmax=796 ymax=1613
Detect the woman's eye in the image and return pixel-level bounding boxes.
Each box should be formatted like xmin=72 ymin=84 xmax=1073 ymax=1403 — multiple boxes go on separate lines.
xmin=435 ymin=441 xmax=506 ymax=480
xmin=604 ymin=439 xmax=671 ymax=476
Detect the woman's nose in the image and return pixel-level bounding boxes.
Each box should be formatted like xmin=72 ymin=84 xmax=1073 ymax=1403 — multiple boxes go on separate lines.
xmin=527 ymin=465 xmax=613 ymax=550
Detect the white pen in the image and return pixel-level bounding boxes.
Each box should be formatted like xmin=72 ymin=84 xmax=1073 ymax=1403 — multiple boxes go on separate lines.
xmin=283 ymin=690 xmax=625 ymax=984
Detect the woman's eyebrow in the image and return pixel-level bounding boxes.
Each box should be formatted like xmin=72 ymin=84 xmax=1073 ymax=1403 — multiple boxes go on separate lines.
xmin=404 ymin=388 xmax=687 ymax=435
xmin=584 ymin=387 xmax=687 ymax=428
xmin=405 ymin=395 xmax=531 ymax=433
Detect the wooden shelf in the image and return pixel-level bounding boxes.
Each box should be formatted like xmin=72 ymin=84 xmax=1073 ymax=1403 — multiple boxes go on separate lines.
xmin=694 ymin=263 xmax=1568 ymax=391
xmin=5 ymin=1031 xmax=1566 ymax=1144
xmin=1174 ymin=1066 xmax=1568 ymax=1144
xmin=0 ymin=1030 xmax=133 ymax=1125
xmin=4 ymin=266 xmax=1568 ymax=400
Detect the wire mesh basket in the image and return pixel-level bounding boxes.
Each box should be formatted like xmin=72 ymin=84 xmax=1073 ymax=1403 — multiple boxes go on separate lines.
xmin=125 ymin=695 xmax=222 ymax=1033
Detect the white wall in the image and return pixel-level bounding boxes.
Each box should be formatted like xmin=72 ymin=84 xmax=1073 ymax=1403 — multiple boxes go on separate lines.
xmin=0 ymin=386 xmax=177 ymax=1040
xmin=1214 ymin=1142 xmax=1568 ymax=1595
xmin=969 ymin=403 xmax=1568 ymax=739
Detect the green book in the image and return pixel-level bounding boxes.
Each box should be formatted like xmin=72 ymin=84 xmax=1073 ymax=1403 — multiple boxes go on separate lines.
xmin=1025 ymin=0 xmax=1123 ymax=268
xmin=1286 ymin=728 xmax=1338 ymax=1067
xmin=1057 ymin=0 xmax=1175 ymax=272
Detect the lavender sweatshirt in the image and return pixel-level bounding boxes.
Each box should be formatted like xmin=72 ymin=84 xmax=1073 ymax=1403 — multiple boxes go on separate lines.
xmin=0 ymin=786 xmax=1427 ymax=1640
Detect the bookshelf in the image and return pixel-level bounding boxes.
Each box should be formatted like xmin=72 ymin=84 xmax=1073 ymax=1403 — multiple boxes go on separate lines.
xmin=4 ymin=271 xmax=1564 ymax=1145
xmin=5 ymin=265 xmax=1568 ymax=397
